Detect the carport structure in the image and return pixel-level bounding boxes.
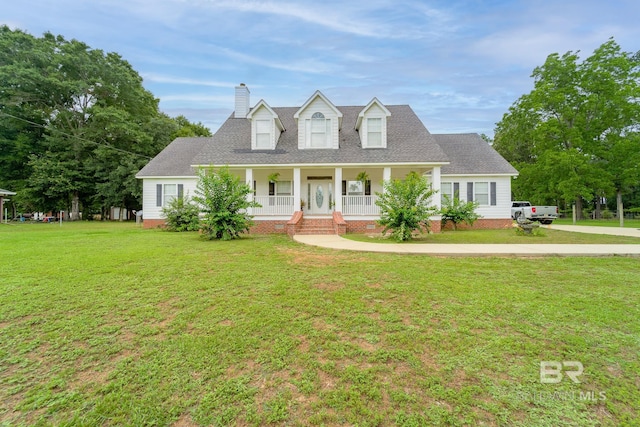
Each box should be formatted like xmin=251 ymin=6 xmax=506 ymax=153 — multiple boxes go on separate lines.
xmin=0 ymin=188 xmax=16 ymax=223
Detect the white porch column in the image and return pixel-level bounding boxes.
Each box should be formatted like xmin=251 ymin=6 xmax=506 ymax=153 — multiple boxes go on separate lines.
xmin=334 ymin=167 xmax=342 ymax=212
xmin=293 ymin=167 xmax=301 ymax=211
xmin=383 ymin=167 xmax=391 ymax=188
xmin=431 ymin=166 xmax=441 ymax=210
xmin=245 ymin=168 xmax=253 ymax=215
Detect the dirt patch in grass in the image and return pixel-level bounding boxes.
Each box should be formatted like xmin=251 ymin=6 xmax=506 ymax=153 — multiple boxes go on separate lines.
xmin=172 ymin=413 xmax=198 ymax=427
xmin=354 ymin=337 xmax=377 ymax=352
xmin=280 ymin=247 xmax=338 ymax=265
xmin=70 ymin=365 xmax=111 ymax=390
xmin=313 ymin=282 xmax=344 ymax=291
xmin=297 ymin=335 xmax=310 ymax=353
xmin=156 ymin=297 xmax=181 ymax=331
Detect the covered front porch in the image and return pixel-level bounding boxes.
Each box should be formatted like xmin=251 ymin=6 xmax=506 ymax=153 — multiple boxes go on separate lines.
xmin=235 ymin=165 xmax=443 ymax=219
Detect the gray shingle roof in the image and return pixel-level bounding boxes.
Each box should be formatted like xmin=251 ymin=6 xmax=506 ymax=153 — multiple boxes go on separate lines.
xmin=433 ymin=133 xmax=518 ymax=175
xmin=191 ymin=105 xmax=449 ymax=167
xmin=136 ymin=137 xmax=208 ymax=177
xmin=136 ymin=105 xmax=518 ymax=178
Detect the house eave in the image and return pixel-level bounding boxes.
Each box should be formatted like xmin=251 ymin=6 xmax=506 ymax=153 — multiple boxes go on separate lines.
xmin=441 ymin=172 xmax=519 ymax=177
xmin=136 ymin=175 xmax=198 ymax=180
xmin=191 ymin=161 xmax=450 ymax=169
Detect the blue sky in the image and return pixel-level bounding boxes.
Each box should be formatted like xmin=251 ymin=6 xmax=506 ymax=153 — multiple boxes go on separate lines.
xmin=3 ymin=0 xmax=639 ymax=136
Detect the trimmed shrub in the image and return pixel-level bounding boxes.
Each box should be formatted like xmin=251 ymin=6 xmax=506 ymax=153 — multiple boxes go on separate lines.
xmin=375 ymin=172 xmax=438 ymax=242
xmin=161 ymin=195 xmax=200 ymax=232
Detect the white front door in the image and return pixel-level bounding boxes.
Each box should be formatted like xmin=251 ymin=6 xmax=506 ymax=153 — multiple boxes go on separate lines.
xmin=308 ymin=181 xmax=332 ymax=215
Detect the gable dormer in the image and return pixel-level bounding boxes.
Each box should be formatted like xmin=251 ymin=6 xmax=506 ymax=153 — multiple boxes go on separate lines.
xmin=293 ymin=91 xmax=343 ymax=149
xmin=355 ymin=98 xmax=391 ymax=149
xmin=247 ymin=100 xmax=284 ymax=150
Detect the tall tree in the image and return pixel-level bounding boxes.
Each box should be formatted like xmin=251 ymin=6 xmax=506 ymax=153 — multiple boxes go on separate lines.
xmin=494 ymin=39 xmax=640 ymax=222
xmin=0 ymin=27 xmax=206 ymax=219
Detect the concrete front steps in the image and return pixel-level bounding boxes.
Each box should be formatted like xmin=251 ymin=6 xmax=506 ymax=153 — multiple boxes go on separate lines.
xmin=295 ymin=218 xmax=336 ymax=235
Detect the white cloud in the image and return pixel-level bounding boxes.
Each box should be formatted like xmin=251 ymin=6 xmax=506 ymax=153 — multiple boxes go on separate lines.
xmin=142 ymin=73 xmax=237 ymax=88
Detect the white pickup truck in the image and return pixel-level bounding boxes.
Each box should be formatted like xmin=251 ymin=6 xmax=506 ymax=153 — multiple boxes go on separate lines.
xmin=511 ymin=201 xmax=558 ymax=225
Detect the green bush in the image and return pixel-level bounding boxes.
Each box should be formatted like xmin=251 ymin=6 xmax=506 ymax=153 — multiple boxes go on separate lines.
xmin=440 ymin=194 xmax=480 ymax=231
xmin=193 ymin=166 xmax=261 ymax=240
xmin=375 ymin=172 xmax=438 ymax=242
xmin=161 ymin=195 xmax=200 ymax=232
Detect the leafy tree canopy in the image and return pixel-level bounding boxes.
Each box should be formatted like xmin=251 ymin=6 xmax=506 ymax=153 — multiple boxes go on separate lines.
xmin=0 ymin=26 xmax=211 ymax=219
xmin=493 ymin=38 xmax=640 ymax=220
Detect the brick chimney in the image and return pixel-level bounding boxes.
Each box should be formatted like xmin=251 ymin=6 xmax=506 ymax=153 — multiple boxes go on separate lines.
xmin=234 ymin=83 xmax=250 ymax=118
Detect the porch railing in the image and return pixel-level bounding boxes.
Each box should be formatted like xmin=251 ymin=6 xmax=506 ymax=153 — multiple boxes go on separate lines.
xmin=341 ymin=195 xmax=380 ymax=215
xmin=253 ymin=196 xmax=295 ymax=215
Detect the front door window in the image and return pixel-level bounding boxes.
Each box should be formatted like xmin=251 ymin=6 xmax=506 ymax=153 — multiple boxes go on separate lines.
xmin=315 ymin=185 xmax=324 ymax=209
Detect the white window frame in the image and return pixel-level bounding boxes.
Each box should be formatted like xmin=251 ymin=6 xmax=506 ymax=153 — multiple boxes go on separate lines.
xmin=366 ymin=117 xmax=382 ymax=147
xmin=474 ymin=182 xmax=489 ymax=206
xmin=276 ymin=180 xmax=292 ymax=196
xmin=163 ymin=184 xmax=177 ymax=207
xmin=255 ymin=119 xmax=271 ymax=149
xmin=441 ymin=182 xmax=453 ymax=204
xmin=308 ymin=112 xmax=331 ymax=148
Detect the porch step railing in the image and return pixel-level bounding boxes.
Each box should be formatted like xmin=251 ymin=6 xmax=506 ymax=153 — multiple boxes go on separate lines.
xmin=341 ymin=196 xmax=380 ymax=215
xmin=253 ymin=196 xmax=294 ymax=215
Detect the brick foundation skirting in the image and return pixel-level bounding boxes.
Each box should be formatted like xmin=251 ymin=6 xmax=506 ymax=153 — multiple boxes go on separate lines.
xmin=144 ymin=216 xmax=513 ymax=233
xmin=250 ymin=220 xmax=291 ymax=234
xmin=143 ymin=219 xmax=167 ymax=229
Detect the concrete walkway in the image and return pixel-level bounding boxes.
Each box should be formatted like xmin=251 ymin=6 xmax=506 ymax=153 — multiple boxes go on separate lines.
xmin=547 ymin=224 xmax=640 ymax=238
xmin=293 ymin=225 xmax=640 ymax=256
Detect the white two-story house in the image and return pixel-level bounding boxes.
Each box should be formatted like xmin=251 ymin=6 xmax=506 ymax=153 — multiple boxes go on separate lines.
xmin=136 ymin=84 xmax=518 ymax=234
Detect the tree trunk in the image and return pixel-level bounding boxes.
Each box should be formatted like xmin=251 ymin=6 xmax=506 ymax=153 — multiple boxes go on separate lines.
xmin=575 ymin=197 xmax=583 ymax=220
xmin=617 ymin=190 xmax=624 ymax=228
xmin=71 ymin=192 xmax=80 ymax=221
xmin=595 ymin=197 xmax=601 ymax=219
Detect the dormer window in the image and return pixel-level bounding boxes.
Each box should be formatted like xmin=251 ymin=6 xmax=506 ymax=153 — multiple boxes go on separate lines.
xmin=294 ymin=91 xmax=342 ymax=150
xmin=310 ymin=112 xmax=330 ymax=148
xmin=247 ymin=99 xmax=284 ymax=150
xmin=356 ymin=98 xmax=391 ymax=149
xmin=256 ymin=120 xmax=271 ymax=149
xmin=367 ymin=118 xmax=382 ymax=147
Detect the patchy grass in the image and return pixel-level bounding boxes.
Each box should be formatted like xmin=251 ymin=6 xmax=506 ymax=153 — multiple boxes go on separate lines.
xmin=344 ymin=227 xmax=640 ymax=244
xmin=0 ymin=222 xmax=638 ymax=426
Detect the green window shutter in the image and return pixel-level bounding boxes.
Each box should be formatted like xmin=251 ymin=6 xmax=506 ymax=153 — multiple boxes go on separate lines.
xmin=453 ymin=182 xmax=460 ymax=200
xmin=156 ymin=184 xmax=162 ymax=207
xmin=467 ymin=182 xmax=474 ymax=202
xmin=342 ymin=180 xmax=347 ymax=196
xmin=178 ymin=184 xmax=184 ymax=199
xmin=269 ymin=182 xmax=275 ymax=196
xmin=364 ymin=180 xmax=371 ymax=196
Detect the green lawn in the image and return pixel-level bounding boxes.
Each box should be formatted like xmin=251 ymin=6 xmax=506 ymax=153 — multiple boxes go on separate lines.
xmin=1 ymin=222 xmax=638 ymax=426
xmin=344 ymin=227 xmax=640 ymax=244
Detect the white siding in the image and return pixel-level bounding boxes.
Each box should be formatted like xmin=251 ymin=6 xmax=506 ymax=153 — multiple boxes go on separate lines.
xmin=142 ymin=178 xmax=198 ymax=220
xmin=297 ymin=98 xmax=340 ymax=149
xmin=440 ymin=175 xmax=512 ymax=219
